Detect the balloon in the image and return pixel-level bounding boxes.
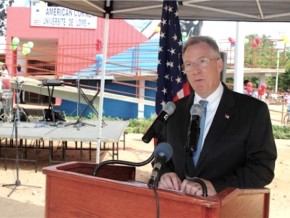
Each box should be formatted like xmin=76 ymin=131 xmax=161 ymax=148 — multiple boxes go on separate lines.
xmin=281 ymin=34 xmax=289 ymax=45
xmin=25 ymin=47 xmax=31 ymax=54
xmin=228 ymin=37 xmax=235 ymax=46
xmin=22 ymin=43 xmax=31 ymax=55
xmin=22 ymin=49 xmax=27 ymax=55
xmin=254 ymin=38 xmax=261 ymax=45
xmin=246 ymin=82 xmax=253 ymax=87
xmin=155 ymin=26 xmax=161 ymax=33
xmin=258 ymin=88 xmax=265 ymax=96
xmin=181 ymin=32 xmax=187 ymax=41
xmin=12 ymin=37 xmax=20 ymax=46
xmin=252 ymin=41 xmax=257 ymax=48
xmin=27 ymin=41 xmax=34 ymax=48
xmin=11 ymin=44 xmax=18 ymax=50
xmin=261 ymin=84 xmax=267 ymax=90
xmin=96 ymin=39 xmax=102 ymax=51
xmin=246 ymin=82 xmax=253 ymax=93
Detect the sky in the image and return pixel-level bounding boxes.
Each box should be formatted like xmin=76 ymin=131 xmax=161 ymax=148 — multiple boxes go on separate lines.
xmin=201 ymin=21 xmax=290 ymax=42
xmin=127 ymin=20 xmax=290 ymax=47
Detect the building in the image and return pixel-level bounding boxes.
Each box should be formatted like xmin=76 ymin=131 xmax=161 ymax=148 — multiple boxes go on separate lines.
xmin=6 ymin=5 xmax=157 ymax=119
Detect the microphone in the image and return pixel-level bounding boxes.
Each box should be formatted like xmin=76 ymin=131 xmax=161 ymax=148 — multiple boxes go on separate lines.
xmin=148 ymin=142 xmax=173 ymax=189
xmin=142 ymin=101 xmax=176 ymax=143
xmin=185 ymin=104 xmax=202 ymax=155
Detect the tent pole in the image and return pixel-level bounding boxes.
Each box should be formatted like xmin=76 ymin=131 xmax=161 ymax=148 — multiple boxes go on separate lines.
xmin=96 ymin=13 xmax=110 ymax=164
xmin=234 ymin=22 xmax=245 ymax=93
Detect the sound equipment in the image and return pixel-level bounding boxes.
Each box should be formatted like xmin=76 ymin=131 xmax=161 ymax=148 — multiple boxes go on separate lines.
xmin=11 ymin=107 xmax=30 ymax=122
xmin=41 ymin=79 xmax=65 ymax=124
xmin=42 ymin=79 xmax=63 ymax=86
xmin=43 ymin=108 xmax=65 ymax=122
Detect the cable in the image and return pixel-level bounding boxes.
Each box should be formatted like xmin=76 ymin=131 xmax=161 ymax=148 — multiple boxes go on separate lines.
xmin=93 ymin=152 xmax=154 ymax=176
xmin=153 ymin=187 xmax=160 ymax=218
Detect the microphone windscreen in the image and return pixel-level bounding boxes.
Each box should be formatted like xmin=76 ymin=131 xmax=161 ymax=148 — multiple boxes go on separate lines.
xmin=154 ymin=142 xmax=173 ymax=162
xmin=190 ymin=104 xmax=202 ymax=117
xmin=163 ymin=101 xmax=176 ymax=115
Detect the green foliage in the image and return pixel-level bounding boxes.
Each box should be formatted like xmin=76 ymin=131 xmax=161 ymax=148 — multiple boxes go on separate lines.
xmin=30 ymin=114 xmax=290 ymax=139
xmin=242 ymin=34 xmax=290 ymax=92
xmin=272 ymin=125 xmax=290 ymax=139
xmin=244 ymin=34 xmax=279 ymax=68
xmin=127 ymin=119 xmax=290 ymax=140
xmin=126 ymin=118 xmax=290 ymax=140
xmin=126 ymin=117 xmax=154 ymax=133
xmin=278 ymin=68 xmax=290 ymax=92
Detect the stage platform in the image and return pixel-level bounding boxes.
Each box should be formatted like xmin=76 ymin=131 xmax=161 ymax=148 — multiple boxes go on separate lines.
xmin=0 ymin=120 xmax=128 ymax=171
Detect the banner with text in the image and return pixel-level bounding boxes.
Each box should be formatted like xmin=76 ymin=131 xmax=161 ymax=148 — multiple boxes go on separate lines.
xmin=31 ymin=6 xmax=97 ymax=29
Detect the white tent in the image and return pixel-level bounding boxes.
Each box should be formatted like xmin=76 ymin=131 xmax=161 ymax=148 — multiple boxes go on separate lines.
xmin=43 ymin=0 xmax=290 ymax=22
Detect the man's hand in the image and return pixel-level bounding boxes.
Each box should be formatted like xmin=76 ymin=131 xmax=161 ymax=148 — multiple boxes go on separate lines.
xmin=158 ymin=172 xmax=181 ymax=191
xmin=180 ymin=178 xmax=217 ymax=196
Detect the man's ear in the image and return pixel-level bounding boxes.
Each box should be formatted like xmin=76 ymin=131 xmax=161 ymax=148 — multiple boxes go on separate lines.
xmin=217 ymin=58 xmax=224 ymax=74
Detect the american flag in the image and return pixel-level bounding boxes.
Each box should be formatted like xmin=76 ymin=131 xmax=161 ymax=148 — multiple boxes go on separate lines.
xmin=155 ymin=0 xmax=190 ymax=114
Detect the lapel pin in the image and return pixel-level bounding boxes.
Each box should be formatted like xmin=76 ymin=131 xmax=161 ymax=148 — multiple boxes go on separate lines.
xmin=225 ymin=114 xmax=230 ymax=119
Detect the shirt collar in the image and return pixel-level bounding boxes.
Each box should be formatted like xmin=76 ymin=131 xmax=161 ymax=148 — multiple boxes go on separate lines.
xmin=194 ymin=82 xmax=224 ymax=107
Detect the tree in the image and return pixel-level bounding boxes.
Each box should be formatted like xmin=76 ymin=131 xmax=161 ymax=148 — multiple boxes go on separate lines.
xmin=278 ymin=59 xmax=290 ymax=92
xmin=244 ymin=34 xmax=287 ymax=69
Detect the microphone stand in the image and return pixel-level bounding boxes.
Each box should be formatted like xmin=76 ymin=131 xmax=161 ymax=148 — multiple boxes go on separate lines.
xmin=184 ymin=118 xmax=208 ymax=196
xmin=65 ymin=73 xmax=95 ymax=129
xmin=2 ymin=79 xmax=41 ymax=197
xmin=184 ymin=118 xmax=200 ymax=179
xmin=93 ymin=153 xmax=154 ymax=176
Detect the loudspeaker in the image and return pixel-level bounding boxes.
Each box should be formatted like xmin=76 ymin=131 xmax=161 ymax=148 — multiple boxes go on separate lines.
xmin=12 ymin=107 xmax=30 ymax=122
xmin=44 ymin=109 xmax=65 ymax=122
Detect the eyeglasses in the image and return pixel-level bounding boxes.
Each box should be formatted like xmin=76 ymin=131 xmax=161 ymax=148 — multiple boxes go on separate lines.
xmin=184 ymin=57 xmax=220 ymax=72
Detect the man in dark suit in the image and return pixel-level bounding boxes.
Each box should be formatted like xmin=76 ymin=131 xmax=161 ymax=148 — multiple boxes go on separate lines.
xmin=158 ymin=36 xmax=277 ymax=196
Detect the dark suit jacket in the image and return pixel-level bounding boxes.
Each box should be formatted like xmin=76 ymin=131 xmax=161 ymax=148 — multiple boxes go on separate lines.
xmin=162 ymin=84 xmax=277 ymax=192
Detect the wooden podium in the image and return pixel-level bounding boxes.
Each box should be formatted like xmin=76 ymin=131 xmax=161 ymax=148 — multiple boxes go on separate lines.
xmin=43 ymin=162 xmax=270 ymax=218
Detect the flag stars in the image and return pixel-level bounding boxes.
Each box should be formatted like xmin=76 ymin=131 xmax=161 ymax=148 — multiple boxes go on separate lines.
xmin=168 ymin=48 xmax=176 ymax=55
xmin=172 ymin=34 xmax=178 ymax=41
xmin=156 ymin=1 xmax=189 ymax=114
xmin=163 ymin=5 xmax=168 ymax=11
xmin=162 ymin=87 xmax=167 ymax=95
xmin=175 ymin=77 xmax=182 ymax=84
xmin=166 ymin=61 xmax=174 ymax=68
xmin=161 ymin=18 xmax=167 ymax=26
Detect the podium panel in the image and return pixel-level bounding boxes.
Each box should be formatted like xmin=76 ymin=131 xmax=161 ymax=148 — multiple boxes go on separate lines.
xmin=43 ymin=162 xmax=270 ymax=218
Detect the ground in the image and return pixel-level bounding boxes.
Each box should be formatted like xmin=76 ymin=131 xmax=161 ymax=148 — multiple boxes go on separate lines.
xmin=0 ymin=133 xmax=289 ymax=218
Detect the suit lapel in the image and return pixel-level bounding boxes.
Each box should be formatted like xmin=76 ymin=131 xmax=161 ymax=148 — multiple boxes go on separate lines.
xmin=196 ymin=86 xmax=235 ymax=168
